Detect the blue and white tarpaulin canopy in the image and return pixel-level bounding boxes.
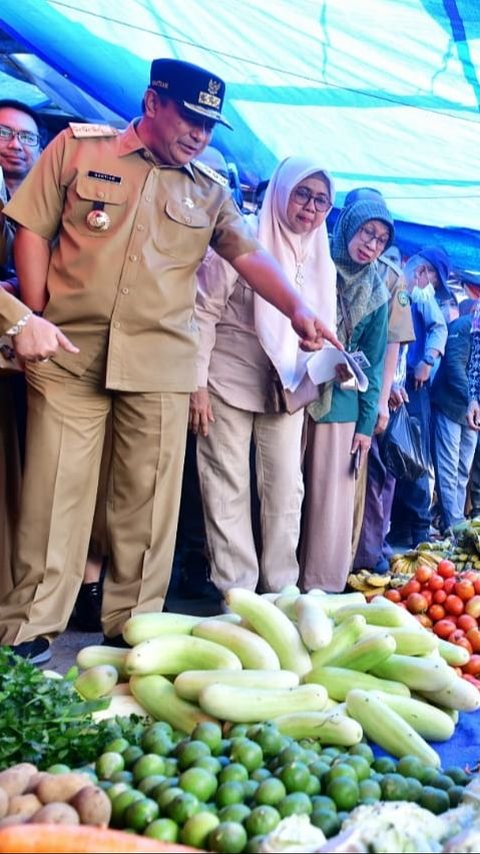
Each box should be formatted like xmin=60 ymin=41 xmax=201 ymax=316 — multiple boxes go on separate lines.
xmin=1 ymin=0 xmax=479 ymax=272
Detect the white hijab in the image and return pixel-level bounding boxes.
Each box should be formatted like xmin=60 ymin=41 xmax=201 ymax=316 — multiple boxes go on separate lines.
xmin=253 ymin=156 xmax=337 ymax=390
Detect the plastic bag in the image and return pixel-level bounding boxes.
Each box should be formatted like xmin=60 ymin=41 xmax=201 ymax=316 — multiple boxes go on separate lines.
xmin=379 ymin=405 xmax=428 ymax=481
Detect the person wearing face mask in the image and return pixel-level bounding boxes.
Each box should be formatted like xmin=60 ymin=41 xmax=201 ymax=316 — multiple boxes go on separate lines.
xmin=388 ymin=250 xmax=448 ymax=548
xmin=190 ymin=156 xmax=337 ymax=596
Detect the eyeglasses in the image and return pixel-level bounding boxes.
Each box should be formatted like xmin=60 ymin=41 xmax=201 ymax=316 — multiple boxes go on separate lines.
xmin=359 ymin=225 xmax=389 ymax=250
xmin=0 ymin=125 xmax=40 ymax=147
xmin=292 ymin=186 xmax=331 ymax=213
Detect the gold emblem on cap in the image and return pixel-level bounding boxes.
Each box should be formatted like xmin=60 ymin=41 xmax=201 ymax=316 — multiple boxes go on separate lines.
xmin=208 ymin=80 xmax=221 ymax=95
xmin=182 ymin=197 xmax=195 ymax=208
xmin=198 ymin=92 xmax=221 ymax=108
xmin=86 ymin=209 xmax=111 ymax=231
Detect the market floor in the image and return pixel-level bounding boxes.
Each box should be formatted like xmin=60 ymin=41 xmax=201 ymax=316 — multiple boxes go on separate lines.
xmin=46 ymin=567 xmax=223 ymax=674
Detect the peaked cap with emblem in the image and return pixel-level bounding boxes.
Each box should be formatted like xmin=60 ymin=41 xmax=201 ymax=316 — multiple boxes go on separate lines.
xmin=150 ymin=58 xmax=232 ymax=129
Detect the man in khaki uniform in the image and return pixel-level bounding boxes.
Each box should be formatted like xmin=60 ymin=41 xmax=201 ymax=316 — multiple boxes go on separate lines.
xmin=1 ymin=58 xmax=339 ymax=663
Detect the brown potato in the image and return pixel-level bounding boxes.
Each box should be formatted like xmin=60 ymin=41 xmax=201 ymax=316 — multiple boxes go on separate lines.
xmin=24 ymin=771 xmax=50 ymax=794
xmin=69 ymin=785 xmax=112 ymax=827
xmin=8 ymin=794 xmax=42 ymax=818
xmin=34 ymin=772 xmax=92 ymax=804
xmin=29 ymin=802 xmax=80 ymax=825
xmin=0 ymin=814 xmax=30 ymax=827
xmin=0 ymin=765 xmax=37 ymax=797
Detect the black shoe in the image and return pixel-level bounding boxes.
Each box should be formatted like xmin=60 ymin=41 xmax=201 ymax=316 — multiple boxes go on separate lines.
xmin=102 ymin=634 xmax=131 ymax=648
xmin=73 ymin=582 xmax=103 ymax=632
xmin=7 ymin=637 xmax=51 ymax=665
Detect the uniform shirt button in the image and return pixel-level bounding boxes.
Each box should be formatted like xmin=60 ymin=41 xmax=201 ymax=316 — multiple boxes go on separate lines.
xmin=137 ymin=224 xmax=144 ymax=231
xmin=184 ymin=215 xmax=192 ymax=224
xmin=113 ymin=321 xmax=120 ymax=329
xmin=129 ymin=254 xmax=137 ymax=262
xmin=145 ymin=196 xmax=151 ymax=202
xmin=122 ymin=287 xmax=129 ymax=295
xmin=97 ymin=190 xmax=105 ymax=199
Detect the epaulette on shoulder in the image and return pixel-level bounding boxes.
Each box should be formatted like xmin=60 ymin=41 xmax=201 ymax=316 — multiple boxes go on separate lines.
xmin=192 ymin=159 xmax=229 ymax=188
xmin=380 ymin=253 xmax=401 ymax=276
xmin=69 ymin=122 xmax=120 ymax=139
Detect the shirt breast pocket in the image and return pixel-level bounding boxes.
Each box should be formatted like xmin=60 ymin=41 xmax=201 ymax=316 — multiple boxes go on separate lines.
xmin=155 ymin=199 xmax=212 ymax=262
xmin=68 ymin=175 xmax=128 ymax=238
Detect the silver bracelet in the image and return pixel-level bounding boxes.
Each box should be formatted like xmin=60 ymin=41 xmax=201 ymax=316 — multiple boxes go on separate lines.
xmin=5 ymin=313 xmax=32 ymax=337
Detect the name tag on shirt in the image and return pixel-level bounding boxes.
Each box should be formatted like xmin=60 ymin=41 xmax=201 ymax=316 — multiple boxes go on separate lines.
xmin=349 ymin=350 xmax=371 ymax=370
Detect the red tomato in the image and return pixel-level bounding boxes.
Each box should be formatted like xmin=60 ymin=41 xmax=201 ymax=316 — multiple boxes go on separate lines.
xmin=436 ymin=559 xmax=456 ymax=578
xmin=415 ymin=565 xmax=433 ymax=584
xmin=384 ymin=589 xmax=402 ymax=603
xmin=443 ymin=577 xmax=457 ymax=594
xmin=450 ymin=634 xmax=473 ymax=654
xmin=428 ymin=603 xmax=446 ymax=622
xmin=448 ymin=627 xmax=465 ymax=643
xmin=455 ymin=579 xmax=476 ymax=601
xmin=428 ymin=574 xmax=445 ymax=591
xmin=421 ymin=589 xmax=433 ymax=607
xmin=466 ymin=627 xmax=480 ymax=653
xmin=444 ymin=594 xmax=464 ymax=616
xmin=465 ymin=596 xmax=480 ymax=619
xmin=457 ymin=614 xmax=478 ymax=633
xmin=400 ymin=578 xmax=422 ymax=597
xmin=433 ymin=618 xmax=458 ymax=639
xmin=474 ymin=579 xmax=480 ymax=595
xmin=433 ymin=589 xmax=447 ymax=604
xmin=463 ymin=654 xmax=480 ymax=676
xmin=406 ymin=592 xmax=428 ymax=614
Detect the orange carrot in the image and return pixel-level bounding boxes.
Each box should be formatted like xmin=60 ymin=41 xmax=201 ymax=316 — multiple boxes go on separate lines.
xmin=0 ymin=824 xmax=204 ymax=853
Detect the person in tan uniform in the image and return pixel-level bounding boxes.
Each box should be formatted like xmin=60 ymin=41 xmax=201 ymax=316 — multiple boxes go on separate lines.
xmin=1 ymin=58 xmax=340 ymax=663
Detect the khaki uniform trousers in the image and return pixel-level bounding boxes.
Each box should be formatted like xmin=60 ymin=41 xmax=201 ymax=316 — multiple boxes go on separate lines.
xmin=197 ymin=393 xmax=305 ymax=595
xmin=0 ymin=377 xmax=22 ymax=600
xmin=351 ymin=457 xmax=368 ymax=567
xmin=0 ymin=354 xmax=189 ymax=644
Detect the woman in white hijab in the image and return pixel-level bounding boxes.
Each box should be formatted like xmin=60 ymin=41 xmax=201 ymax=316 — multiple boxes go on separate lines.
xmin=190 ymin=156 xmax=336 ymax=596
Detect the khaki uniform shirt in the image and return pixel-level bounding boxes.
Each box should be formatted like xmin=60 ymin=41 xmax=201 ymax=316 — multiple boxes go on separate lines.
xmin=378 ymin=256 xmax=415 ymax=345
xmin=4 ymin=122 xmax=259 ymax=392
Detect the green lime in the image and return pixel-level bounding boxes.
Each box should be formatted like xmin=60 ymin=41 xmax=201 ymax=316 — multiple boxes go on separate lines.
xmin=95 ymin=751 xmax=125 ymax=780
xmin=247 ymin=723 xmax=284 ymax=757
xmin=122 ymin=745 xmax=144 ymax=768
xmin=46 ymin=763 xmax=71 ymax=774
xmin=254 ymin=777 xmax=286 ymax=806
xmin=432 ymin=773 xmax=455 ymax=791
xmin=326 ymin=776 xmax=359 ymax=811
xmin=229 ymin=724 xmax=250 ymax=737
xmin=179 ymin=767 xmax=218 ymax=801
xmin=215 ymin=781 xmax=245 ymax=807
xmin=192 ymin=721 xmax=223 ymax=752
xmin=243 ymin=779 xmax=259 ymax=801
xmin=124 ymin=797 xmax=159 ymax=832
xmin=244 ymin=834 xmax=267 ymax=853
xmin=348 ymin=743 xmax=375 ymax=764
xmin=110 ymin=770 xmax=133 ymax=785
xmin=280 ymin=761 xmax=310 ymax=793
xmin=250 ymin=767 xmax=271 ymax=783
xmin=167 ymin=792 xmax=200 ymax=824
xmin=322 ymin=746 xmax=342 ymax=759
xmin=132 ymin=753 xmax=166 ymax=783
xmin=218 ymin=803 xmax=251 ymax=823
xmin=176 ymin=739 xmax=211 ymax=770
xmin=311 ymin=794 xmax=337 ymax=812
xmin=372 ymin=756 xmax=397 ymax=774
xmin=422 ymin=766 xmax=441 ymax=786
xmin=230 ymin=738 xmax=263 ymax=772
xmin=380 ymin=773 xmax=409 ymax=801
xmin=396 ymin=755 xmax=427 ymax=781
xmin=443 ymin=766 xmax=470 ymax=786
xmin=154 ymin=776 xmax=179 ymax=795
xmin=181 ymin=810 xmax=220 ymax=848
xmin=163 ymin=757 xmax=179 ymax=777
xmin=141 ymin=733 xmax=173 ymax=757
xmin=448 ymin=785 xmax=465 ymax=807
xmin=420 ymin=785 xmax=450 ymax=814
xmin=106 ymin=781 xmax=130 ymax=802
xmin=304 ymin=774 xmax=321 ymax=796
xmin=278 ymin=743 xmax=306 ymax=765
xmin=110 ymin=788 xmax=144 ymax=828
xmin=155 ymin=785 xmax=184 ymax=811
xmin=317 ymin=752 xmax=334 ymax=766
xmin=311 ymin=808 xmax=341 ymax=837
xmin=358 ymin=778 xmax=381 ymax=804
xmin=137 ymin=773 xmax=167 ymax=795
xmin=404 ymin=776 xmax=423 ymax=802
xmin=208 ymin=821 xmax=248 ymax=853
xmin=326 ymin=763 xmax=358 ymax=785
xmin=244 ymin=805 xmax=281 ymax=837
xmin=144 ymin=817 xmax=179 ymax=842
xmin=345 ymin=755 xmax=371 ymax=782
xmin=308 ymin=759 xmax=331 ymax=779
xmin=277 ymin=791 xmax=312 ymax=818
xmin=194 ymin=755 xmax=222 ymax=775
xmin=212 ymin=737 xmax=232 ymax=757
xmin=219 ymin=763 xmax=249 ymax=785
xmin=104 ymin=737 xmax=131 ymax=754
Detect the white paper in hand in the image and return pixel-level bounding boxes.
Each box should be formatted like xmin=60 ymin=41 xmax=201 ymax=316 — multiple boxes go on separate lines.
xmin=306 ymin=346 xmax=369 ymax=392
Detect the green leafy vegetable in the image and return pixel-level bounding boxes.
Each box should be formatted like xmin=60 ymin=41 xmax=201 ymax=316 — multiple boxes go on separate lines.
xmin=0 ymin=649 xmax=144 ymax=769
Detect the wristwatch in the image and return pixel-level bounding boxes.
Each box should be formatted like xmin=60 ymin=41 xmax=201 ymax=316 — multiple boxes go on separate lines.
xmin=5 ymin=313 xmax=31 ymax=337
xmin=422 ymin=354 xmax=435 ymax=367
